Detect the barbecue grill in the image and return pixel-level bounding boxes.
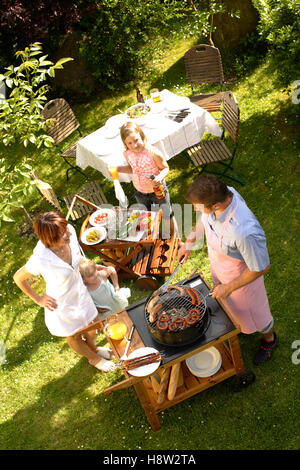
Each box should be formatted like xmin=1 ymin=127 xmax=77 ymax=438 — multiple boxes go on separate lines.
xmin=126 ymin=273 xmax=237 ymax=360
xmin=145 ymin=285 xmax=210 ymax=347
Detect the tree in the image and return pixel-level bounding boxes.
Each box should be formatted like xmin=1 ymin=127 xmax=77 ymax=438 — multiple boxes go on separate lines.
xmin=0 ymin=42 xmax=73 ymax=223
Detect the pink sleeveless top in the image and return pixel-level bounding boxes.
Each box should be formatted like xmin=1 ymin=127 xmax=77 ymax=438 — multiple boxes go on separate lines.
xmin=125 ymin=146 xmax=164 ymax=194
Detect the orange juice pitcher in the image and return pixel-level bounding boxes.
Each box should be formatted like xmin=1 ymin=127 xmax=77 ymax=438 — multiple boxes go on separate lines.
xmin=104 ymin=315 xmax=127 ymax=341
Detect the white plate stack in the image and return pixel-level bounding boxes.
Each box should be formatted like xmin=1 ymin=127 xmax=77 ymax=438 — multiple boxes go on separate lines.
xmin=185 ymin=347 xmax=222 ymax=377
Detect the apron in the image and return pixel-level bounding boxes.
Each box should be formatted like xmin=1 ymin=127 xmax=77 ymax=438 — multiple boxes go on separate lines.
xmin=202 ymin=202 xmax=272 ymax=334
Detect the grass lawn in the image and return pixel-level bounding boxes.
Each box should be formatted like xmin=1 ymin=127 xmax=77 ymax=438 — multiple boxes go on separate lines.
xmin=0 ymin=33 xmax=299 ymax=451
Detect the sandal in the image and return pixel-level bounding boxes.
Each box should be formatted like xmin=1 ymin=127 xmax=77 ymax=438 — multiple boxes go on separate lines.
xmin=97 ymin=347 xmax=114 ymax=360
xmin=93 ymin=358 xmax=116 ymax=372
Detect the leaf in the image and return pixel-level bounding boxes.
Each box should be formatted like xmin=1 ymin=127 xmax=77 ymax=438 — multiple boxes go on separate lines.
xmin=54 ymin=57 xmax=74 ymax=67
xmin=39 ymin=60 xmax=53 ymax=67
xmin=29 ymin=135 xmax=37 ymax=144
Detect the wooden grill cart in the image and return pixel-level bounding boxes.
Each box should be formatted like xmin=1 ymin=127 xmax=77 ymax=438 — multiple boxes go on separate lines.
xmin=77 ymin=272 xmax=255 ymax=430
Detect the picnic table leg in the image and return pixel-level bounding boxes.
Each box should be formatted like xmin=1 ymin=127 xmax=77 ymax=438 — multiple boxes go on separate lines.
xmin=134 ymin=381 xmax=161 ymax=431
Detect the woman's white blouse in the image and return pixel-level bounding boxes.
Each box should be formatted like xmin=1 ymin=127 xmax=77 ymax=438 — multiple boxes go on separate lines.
xmin=25 ymin=224 xmax=97 ymax=337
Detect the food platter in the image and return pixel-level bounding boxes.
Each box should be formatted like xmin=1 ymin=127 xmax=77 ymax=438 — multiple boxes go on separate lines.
xmin=126 ymin=103 xmax=151 ymax=125
xmin=185 ymin=346 xmax=222 ymax=377
xmin=89 ymin=208 xmax=116 ymax=227
xmin=81 ymin=226 xmax=106 ymax=245
xmin=126 ymin=347 xmax=161 ymax=377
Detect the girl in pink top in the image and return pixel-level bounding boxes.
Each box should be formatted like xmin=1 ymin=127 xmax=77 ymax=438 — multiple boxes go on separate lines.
xmin=116 ymin=121 xmax=178 ymax=238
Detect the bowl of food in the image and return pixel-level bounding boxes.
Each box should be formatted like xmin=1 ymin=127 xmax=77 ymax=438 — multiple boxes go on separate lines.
xmin=81 ymin=226 xmax=106 ymax=245
xmin=126 ymin=103 xmax=151 ymax=126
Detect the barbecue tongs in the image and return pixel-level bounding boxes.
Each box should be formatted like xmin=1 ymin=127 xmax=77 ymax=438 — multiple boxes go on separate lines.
xmin=154 ymin=257 xmax=184 ymax=295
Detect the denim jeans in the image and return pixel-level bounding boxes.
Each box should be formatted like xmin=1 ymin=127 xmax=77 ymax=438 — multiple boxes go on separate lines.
xmin=133 ymin=184 xmax=173 ymax=220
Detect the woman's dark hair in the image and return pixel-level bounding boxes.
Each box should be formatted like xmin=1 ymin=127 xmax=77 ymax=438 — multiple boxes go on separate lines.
xmin=185 ymin=175 xmax=232 ymax=207
xmin=33 ymin=212 xmax=68 ymax=248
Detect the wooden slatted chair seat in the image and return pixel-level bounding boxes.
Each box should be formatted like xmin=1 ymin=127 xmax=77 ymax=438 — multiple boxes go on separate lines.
xmin=42 ymin=98 xmax=87 ymax=180
xmin=189 ymin=92 xmax=225 ymax=113
xmin=186 ymin=92 xmax=244 ymax=185
xmin=187 ymin=139 xmax=232 ymax=166
xmin=184 ymin=44 xmax=225 ymax=113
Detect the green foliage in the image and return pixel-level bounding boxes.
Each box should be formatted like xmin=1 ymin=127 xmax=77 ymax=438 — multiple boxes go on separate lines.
xmin=252 ymin=0 xmax=300 ymax=85
xmin=0 ymin=42 xmax=73 ymax=223
xmin=77 ymin=0 xmax=222 ymax=90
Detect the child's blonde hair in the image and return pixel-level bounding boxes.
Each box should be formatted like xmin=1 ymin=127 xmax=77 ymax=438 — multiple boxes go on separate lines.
xmin=120 ymin=121 xmax=146 ymax=149
xmin=79 ymin=257 xmax=97 ymax=281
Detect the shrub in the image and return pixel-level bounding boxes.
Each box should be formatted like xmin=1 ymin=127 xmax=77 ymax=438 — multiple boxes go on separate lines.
xmin=252 ymin=0 xmax=300 ymax=85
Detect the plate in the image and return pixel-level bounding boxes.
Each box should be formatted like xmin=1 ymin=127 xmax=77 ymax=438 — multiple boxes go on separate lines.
xmin=126 ymin=347 xmax=161 ymax=377
xmin=145 ymin=116 xmax=162 ymax=128
xmin=150 ymin=102 xmax=164 ymax=114
xmin=96 ymin=141 xmax=116 ymax=156
xmin=105 ymin=114 xmax=127 ymax=128
xmin=81 ymin=226 xmax=106 ymax=245
xmin=89 ymin=208 xmax=116 ymax=227
xmin=103 ymin=125 xmax=119 ymax=139
xmin=185 ymin=347 xmax=222 ymax=377
xmin=165 ymin=96 xmax=191 ymax=112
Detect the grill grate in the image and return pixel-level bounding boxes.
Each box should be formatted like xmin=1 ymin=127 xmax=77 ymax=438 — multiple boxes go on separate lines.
xmin=145 ymin=286 xmax=207 ymax=331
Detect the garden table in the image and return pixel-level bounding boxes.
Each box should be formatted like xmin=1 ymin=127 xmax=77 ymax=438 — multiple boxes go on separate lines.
xmin=76 ymin=89 xmax=222 ymax=183
xmin=79 ymin=207 xmax=179 ymax=289
xmin=78 ymin=272 xmax=254 ymax=431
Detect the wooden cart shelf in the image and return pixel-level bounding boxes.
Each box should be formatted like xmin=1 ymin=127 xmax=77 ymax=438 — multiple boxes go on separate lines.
xmin=143 ymin=342 xmax=235 ymax=412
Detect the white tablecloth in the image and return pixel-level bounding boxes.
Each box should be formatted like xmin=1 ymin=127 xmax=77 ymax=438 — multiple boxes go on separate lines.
xmin=76 ymin=89 xmax=222 ymax=183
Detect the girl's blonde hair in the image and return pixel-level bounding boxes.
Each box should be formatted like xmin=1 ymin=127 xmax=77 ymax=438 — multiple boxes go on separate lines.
xmin=120 ymin=121 xmax=146 ymax=149
xmin=79 ymin=257 xmax=97 ymax=281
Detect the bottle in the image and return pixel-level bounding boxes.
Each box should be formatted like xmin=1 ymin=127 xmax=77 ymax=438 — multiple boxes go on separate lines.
xmin=136 ymin=87 xmax=145 ymax=103
xmin=150 ymin=175 xmax=165 ymax=199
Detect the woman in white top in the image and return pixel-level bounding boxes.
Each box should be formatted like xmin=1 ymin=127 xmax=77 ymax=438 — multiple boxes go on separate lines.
xmin=13 ymin=212 xmax=115 ymax=372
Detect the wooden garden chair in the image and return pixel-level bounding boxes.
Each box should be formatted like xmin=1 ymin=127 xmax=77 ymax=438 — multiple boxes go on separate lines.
xmin=42 ymin=98 xmax=88 ymax=181
xmin=30 ymin=171 xmax=109 ymax=223
xmin=184 ymin=44 xmax=225 ymax=113
xmin=185 ymin=92 xmax=244 ymax=185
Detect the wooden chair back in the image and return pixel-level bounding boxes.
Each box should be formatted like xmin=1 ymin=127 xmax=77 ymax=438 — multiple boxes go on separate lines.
xmin=42 ymin=98 xmax=80 ymax=146
xmin=221 ymin=92 xmax=240 ymax=143
xmin=30 ymin=171 xmax=109 ymax=222
xmin=64 ymin=182 xmax=108 ymax=221
xmin=184 ymin=44 xmax=224 ymax=86
xmin=30 ymin=171 xmax=63 ymax=213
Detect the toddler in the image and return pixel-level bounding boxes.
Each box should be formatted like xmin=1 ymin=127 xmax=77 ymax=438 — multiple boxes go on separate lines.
xmin=114 ymin=121 xmax=179 ymax=238
xmin=79 ymin=258 xmax=131 ymax=317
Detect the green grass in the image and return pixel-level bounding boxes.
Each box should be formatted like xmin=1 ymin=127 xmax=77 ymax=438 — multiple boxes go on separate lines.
xmin=0 ymin=35 xmax=299 ymax=450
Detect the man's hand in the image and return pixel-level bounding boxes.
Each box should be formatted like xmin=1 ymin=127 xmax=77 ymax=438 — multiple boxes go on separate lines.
xmin=178 ymin=242 xmax=192 ymax=263
xmin=211 ymin=283 xmax=232 ymax=300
